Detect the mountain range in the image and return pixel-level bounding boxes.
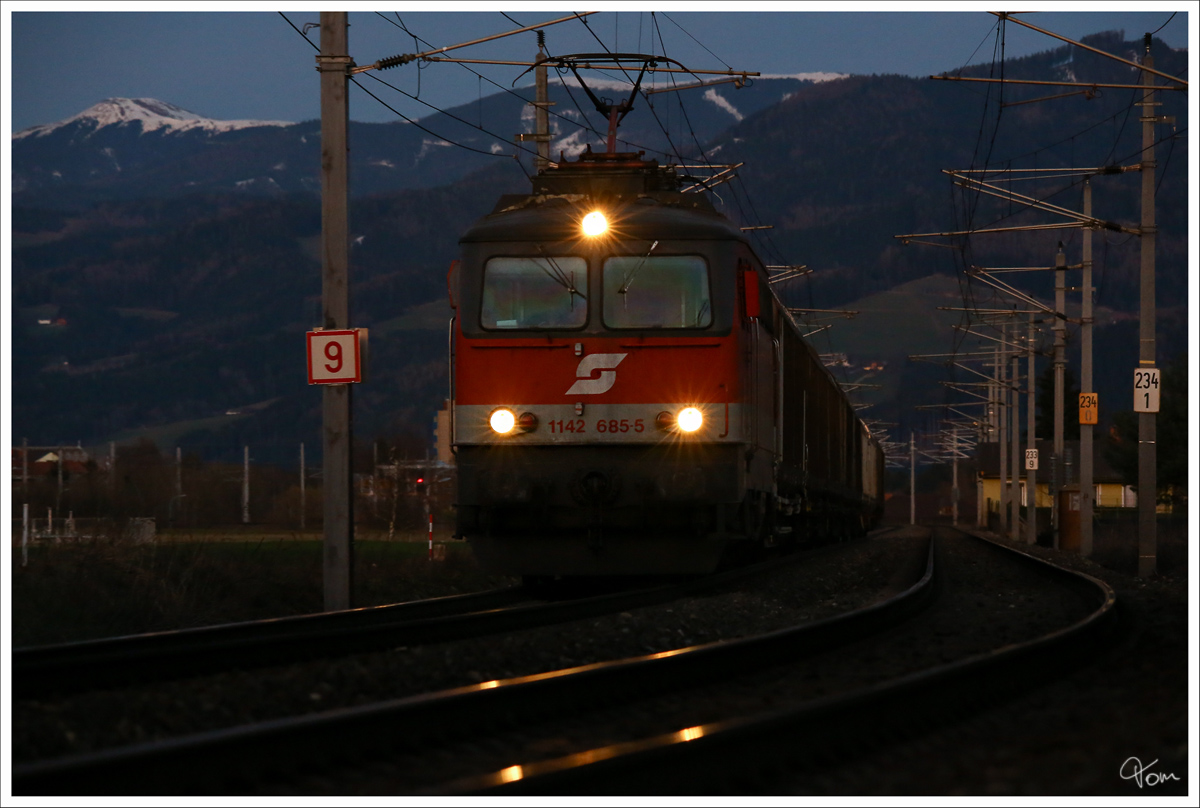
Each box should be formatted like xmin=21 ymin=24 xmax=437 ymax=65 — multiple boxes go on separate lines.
xmin=11 ymin=75 xmax=835 ymax=207
xmin=10 ymin=32 xmax=1189 ymax=467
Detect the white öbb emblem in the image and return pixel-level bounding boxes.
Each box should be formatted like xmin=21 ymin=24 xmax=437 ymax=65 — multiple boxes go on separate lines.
xmin=567 ymin=353 xmax=627 ymax=395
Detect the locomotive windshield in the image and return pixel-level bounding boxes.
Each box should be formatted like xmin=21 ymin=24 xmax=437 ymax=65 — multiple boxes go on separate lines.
xmin=602 ymin=255 xmax=712 ymax=329
xmin=481 ymin=256 xmax=587 ymax=330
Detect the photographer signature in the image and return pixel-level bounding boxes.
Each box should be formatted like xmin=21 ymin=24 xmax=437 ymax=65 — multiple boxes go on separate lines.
xmin=1120 ymin=757 xmax=1180 ymax=788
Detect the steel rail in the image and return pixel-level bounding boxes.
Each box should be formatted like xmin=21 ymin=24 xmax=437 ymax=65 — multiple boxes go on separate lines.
xmin=13 ymin=528 xmax=933 ymax=796
xmin=12 ymin=585 xmax=525 ymax=698
xmin=451 ymin=527 xmax=1117 ymax=795
xmin=13 ymin=539 xmax=844 ymax=699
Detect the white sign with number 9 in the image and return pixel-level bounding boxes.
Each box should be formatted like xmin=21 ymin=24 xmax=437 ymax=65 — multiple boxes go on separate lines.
xmin=307 ymin=329 xmax=364 ymax=384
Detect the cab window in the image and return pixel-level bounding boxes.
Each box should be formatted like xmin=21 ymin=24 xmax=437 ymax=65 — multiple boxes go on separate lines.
xmin=480 ymin=256 xmax=587 ymax=330
xmin=602 ymin=255 xmax=711 ymax=329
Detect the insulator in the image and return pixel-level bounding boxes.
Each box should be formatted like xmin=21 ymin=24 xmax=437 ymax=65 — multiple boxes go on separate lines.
xmin=376 ymin=53 xmax=411 ymax=71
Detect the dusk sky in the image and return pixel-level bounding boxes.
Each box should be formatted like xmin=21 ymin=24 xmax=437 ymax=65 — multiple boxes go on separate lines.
xmin=5 ymin=5 xmax=1192 ymax=134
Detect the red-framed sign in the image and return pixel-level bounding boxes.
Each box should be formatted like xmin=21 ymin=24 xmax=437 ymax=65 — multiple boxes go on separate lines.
xmin=306 ymin=328 xmax=366 ymax=384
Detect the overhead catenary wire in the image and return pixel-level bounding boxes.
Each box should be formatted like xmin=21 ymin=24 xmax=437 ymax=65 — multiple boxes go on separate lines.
xmin=280 ymin=12 xmax=529 ymax=169
xmin=412 ymin=11 xmax=677 ymax=162
xmin=932 ymin=23 xmax=1186 ymax=440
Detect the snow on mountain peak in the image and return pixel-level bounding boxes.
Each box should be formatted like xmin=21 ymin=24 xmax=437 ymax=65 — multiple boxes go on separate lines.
xmin=13 ymin=98 xmax=293 ymax=140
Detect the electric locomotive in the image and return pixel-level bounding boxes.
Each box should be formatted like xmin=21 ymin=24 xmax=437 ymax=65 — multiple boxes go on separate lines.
xmin=448 ymin=147 xmax=883 ymax=577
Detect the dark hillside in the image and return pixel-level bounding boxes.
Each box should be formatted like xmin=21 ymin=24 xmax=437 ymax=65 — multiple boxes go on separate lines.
xmin=9 ymin=34 xmax=1188 ymax=465
xmin=715 ymin=32 xmax=1187 ymax=315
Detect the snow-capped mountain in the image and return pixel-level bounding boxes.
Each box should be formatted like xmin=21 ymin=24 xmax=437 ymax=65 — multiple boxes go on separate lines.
xmin=10 ymin=78 xmax=831 ymax=208
xmin=13 ymin=98 xmax=294 ymax=140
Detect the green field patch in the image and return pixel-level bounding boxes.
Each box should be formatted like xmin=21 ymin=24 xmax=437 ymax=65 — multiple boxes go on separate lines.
xmin=114 ymin=307 xmax=179 ymax=322
xmin=371 ymin=299 xmax=455 ymax=336
xmin=822 ymin=274 xmax=965 ymax=361
xmin=102 ymin=413 xmax=249 ymax=451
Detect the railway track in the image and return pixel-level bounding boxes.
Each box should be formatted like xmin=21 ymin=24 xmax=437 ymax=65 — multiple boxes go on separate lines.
xmin=13 ymin=584 xmax=527 ymax=698
xmin=447 ymin=526 xmax=1118 ymax=795
xmin=15 ymin=547 xmax=827 ymax=700
xmin=14 ymin=527 xmax=933 ymax=795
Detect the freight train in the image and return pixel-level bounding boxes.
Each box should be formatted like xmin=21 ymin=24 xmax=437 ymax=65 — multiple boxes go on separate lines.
xmin=447 ymin=146 xmax=884 ymax=578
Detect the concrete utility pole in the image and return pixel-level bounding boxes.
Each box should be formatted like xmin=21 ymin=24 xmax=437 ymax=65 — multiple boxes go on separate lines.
xmin=909 ymin=432 xmax=916 ymax=525
xmin=319 ymin=11 xmax=355 ymax=610
xmin=1053 ymin=243 xmax=1066 ymax=549
xmin=534 ymin=31 xmax=552 ymax=171
xmin=997 ymin=344 xmax=1008 ymax=534
xmin=242 ymin=445 xmax=250 ymax=524
xmin=1026 ymin=314 xmax=1038 ymax=545
xmin=1080 ymin=181 xmax=1094 ymax=556
xmin=300 ymin=442 xmax=306 ymax=531
xmin=951 ymin=428 xmax=959 ymax=526
xmin=515 ymin=31 xmax=554 ymax=172
xmin=1137 ymin=40 xmax=1158 ymax=578
xmin=1011 ymin=349 xmax=1021 ymax=543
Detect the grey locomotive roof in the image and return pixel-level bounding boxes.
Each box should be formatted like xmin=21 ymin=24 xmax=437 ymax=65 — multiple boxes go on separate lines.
xmin=459 ymin=192 xmax=748 ymax=244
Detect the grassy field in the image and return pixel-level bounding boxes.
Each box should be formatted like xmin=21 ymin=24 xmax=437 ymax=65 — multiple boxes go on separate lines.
xmin=11 ymin=531 xmax=514 ymax=648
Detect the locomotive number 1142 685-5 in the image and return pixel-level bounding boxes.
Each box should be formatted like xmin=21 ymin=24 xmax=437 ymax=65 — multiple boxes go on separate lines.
xmin=548 ymin=418 xmax=646 ymax=434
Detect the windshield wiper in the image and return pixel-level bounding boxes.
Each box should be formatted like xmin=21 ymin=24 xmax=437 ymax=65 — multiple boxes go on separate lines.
xmin=533 ymin=245 xmax=586 ymax=303
xmin=618 ymin=240 xmax=658 ymax=294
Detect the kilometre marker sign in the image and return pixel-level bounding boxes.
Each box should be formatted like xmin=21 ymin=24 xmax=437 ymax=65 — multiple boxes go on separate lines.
xmin=307 ymin=328 xmax=366 ymax=384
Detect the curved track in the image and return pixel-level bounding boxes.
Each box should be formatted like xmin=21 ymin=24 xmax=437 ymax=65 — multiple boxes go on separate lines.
xmin=449 ymin=526 xmax=1118 ymax=795
xmin=12 ymin=585 xmax=526 ymax=698
xmin=14 ymin=529 xmax=932 ymax=795
xmin=13 ymin=533 xmax=873 ymax=700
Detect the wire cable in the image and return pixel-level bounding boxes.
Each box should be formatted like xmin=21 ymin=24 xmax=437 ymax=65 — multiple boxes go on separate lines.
xmin=280 ymin=13 xmax=530 ymax=170
xmin=382 ymin=11 xmax=674 ymax=163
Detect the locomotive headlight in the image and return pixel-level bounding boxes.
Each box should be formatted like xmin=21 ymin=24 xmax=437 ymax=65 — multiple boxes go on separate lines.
xmin=581 ymin=210 xmax=608 ymax=237
xmin=490 ymin=408 xmax=516 ymax=434
xmin=677 ymin=407 xmax=704 ymax=433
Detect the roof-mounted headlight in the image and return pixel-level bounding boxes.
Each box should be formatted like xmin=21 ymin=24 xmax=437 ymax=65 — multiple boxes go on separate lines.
xmin=582 ymin=210 xmax=608 ymax=238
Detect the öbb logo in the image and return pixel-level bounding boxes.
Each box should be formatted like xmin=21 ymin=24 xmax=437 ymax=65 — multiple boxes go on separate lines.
xmin=567 ymin=353 xmax=627 ymax=395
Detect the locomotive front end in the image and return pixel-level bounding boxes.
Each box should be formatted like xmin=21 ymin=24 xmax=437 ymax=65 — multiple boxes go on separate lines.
xmin=451 ymin=159 xmax=752 ymax=576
